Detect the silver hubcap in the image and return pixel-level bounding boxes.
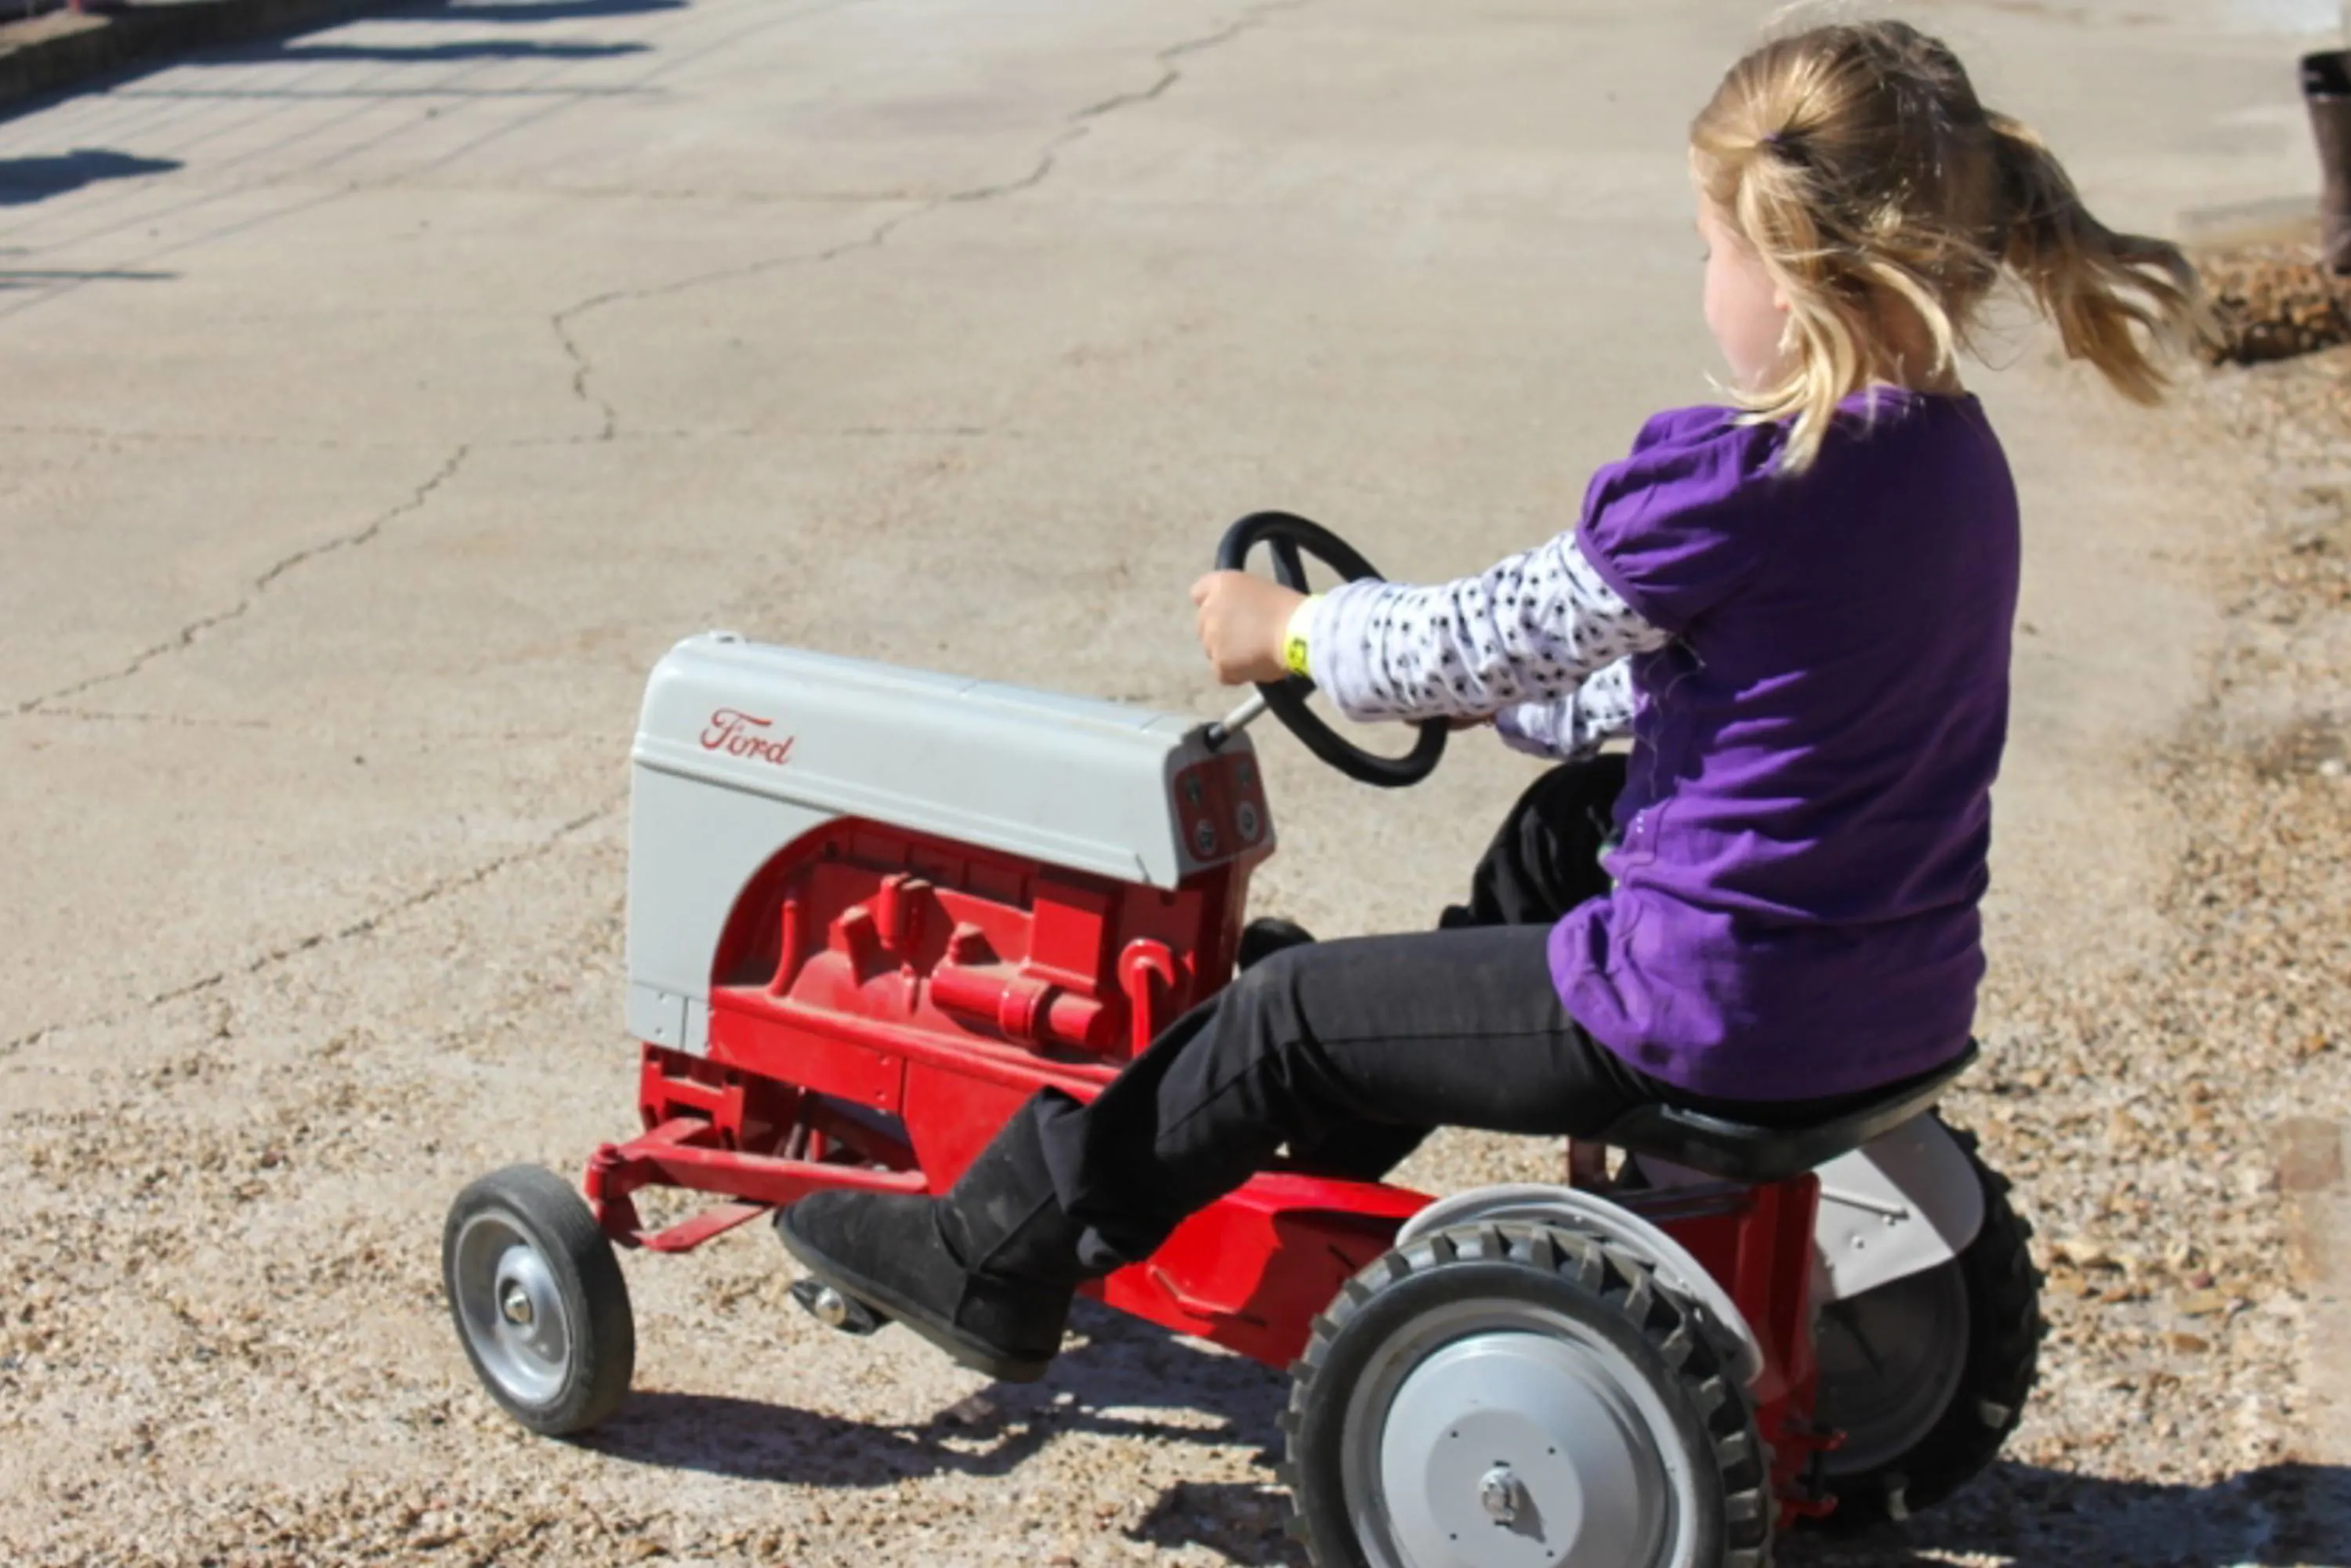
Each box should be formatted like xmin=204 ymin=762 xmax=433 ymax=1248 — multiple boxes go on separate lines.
xmin=1342 ymin=1302 xmax=1699 ymax=1568
xmin=452 ymin=1211 xmax=572 ymax=1407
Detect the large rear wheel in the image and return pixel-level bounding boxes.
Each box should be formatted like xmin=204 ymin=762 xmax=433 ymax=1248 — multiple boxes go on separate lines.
xmin=1283 ymin=1222 xmax=1773 ymax=1568
xmin=1804 ymin=1130 xmax=2039 ymax=1530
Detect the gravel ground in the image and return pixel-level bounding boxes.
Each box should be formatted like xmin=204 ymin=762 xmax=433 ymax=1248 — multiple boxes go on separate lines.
xmin=0 ymin=5 xmax=2344 ymax=1564
xmin=2197 ymin=245 xmax=2351 ymax=365
xmin=4 ymin=354 xmax=2346 ymax=1568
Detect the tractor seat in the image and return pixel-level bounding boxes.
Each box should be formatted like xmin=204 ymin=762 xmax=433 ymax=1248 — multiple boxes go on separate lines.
xmin=1596 ymin=1043 xmax=1979 ymax=1185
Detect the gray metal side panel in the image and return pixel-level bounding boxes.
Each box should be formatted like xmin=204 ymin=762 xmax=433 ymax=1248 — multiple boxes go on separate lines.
xmin=632 ymin=634 xmax=1262 ymax=891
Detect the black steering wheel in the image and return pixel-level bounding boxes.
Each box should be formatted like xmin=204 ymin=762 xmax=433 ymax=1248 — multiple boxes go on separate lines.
xmin=1215 ymin=511 xmax=1447 ymax=788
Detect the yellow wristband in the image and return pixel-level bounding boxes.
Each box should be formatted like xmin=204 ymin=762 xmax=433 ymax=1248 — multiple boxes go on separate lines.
xmin=1282 ymin=596 xmax=1321 ymax=679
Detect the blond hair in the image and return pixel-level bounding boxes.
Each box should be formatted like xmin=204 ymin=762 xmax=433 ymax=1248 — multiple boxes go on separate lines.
xmin=1690 ymin=20 xmax=2209 ymax=472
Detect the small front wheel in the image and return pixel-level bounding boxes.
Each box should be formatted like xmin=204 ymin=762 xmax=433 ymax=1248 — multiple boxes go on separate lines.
xmin=444 ymin=1164 xmax=635 ymax=1436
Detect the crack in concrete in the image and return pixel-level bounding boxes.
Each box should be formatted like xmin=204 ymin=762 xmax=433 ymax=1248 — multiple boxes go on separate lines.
xmin=7 ymin=444 xmax=473 ymax=719
xmin=551 ymin=313 xmax=621 ymax=444
xmin=5 ymin=0 xmax=1302 ymax=1049
xmin=0 ymin=423 xmax=1002 ymax=456
xmin=31 ymin=707 xmax=282 ymax=731
xmin=0 ymin=425 xmax=405 ymax=451
xmin=0 ymin=802 xmax=618 ymax=1059
xmin=1066 ymin=12 xmax=1265 ymax=124
xmin=505 ymin=423 xmax=1010 ymax=448
xmin=21 ymin=707 xmax=614 ymax=747
xmin=548 ymin=0 xmax=1303 ymax=442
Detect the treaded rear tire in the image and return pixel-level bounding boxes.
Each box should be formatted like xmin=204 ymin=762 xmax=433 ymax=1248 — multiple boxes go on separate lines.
xmin=1280 ymin=1220 xmax=1774 ymax=1568
xmin=1802 ymin=1127 xmax=2040 ymax=1531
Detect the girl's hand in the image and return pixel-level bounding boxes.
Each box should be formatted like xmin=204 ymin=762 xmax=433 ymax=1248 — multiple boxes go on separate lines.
xmin=1190 ymin=570 xmax=1304 ymax=686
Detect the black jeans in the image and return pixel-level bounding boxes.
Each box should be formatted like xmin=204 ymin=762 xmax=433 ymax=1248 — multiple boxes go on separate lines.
xmin=1029 ymin=757 xmax=1834 ymax=1273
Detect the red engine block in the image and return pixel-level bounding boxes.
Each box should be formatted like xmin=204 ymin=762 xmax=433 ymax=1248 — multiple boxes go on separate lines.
xmin=588 ymin=798 xmax=1425 ymax=1367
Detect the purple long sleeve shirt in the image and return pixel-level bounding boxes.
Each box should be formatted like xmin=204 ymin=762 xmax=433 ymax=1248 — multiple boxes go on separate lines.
xmin=1559 ymin=393 xmax=2018 ymax=1098
xmin=1307 ymin=392 xmax=2018 ymax=1099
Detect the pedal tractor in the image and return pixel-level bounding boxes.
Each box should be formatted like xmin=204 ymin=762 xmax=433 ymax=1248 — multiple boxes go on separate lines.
xmin=445 ymin=514 xmax=2041 ymax=1568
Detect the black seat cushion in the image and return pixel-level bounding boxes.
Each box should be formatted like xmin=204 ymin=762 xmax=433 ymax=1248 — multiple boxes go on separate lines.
xmin=1597 ymin=1043 xmax=1979 ymax=1184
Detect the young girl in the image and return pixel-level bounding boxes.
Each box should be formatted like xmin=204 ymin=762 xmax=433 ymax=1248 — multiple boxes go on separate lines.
xmin=780 ymin=19 xmax=2206 ymax=1381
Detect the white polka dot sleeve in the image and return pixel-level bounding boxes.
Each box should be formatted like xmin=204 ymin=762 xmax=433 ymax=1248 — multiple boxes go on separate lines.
xmin=1491 ymin=657 xmax=1637 ymax=760
xmin=1300 ymin=534 xmax=1669 ymax=724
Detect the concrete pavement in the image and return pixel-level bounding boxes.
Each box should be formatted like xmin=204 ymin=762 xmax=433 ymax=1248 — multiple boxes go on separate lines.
xmin=1 ymin=1 xmax=2343 ymax=1562
xmin=0 ymin=0 xmax=2320 ymax=1055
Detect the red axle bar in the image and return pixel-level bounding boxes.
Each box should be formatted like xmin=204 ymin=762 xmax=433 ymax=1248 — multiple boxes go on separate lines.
xmin=586 ymin=1117 xmax=928 ymax=1248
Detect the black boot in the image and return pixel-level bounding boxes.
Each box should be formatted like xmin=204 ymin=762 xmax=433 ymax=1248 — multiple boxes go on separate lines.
xmin=777 ymin=1099 xmax=1084 ymax=1382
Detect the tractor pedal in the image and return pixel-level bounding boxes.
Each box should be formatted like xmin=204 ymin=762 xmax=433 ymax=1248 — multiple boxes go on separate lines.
xmin=791 ymin=1276 xmax=891 ymax=1335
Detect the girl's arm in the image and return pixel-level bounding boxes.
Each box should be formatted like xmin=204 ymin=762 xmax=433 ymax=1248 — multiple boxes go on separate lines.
xmin=1492 ymin=657 xmax=1637 ymax=759
xmin=1302 ymin=534 xmax=1668 ymax=722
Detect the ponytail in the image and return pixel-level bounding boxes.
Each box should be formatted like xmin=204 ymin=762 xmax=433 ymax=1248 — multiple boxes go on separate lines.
xmin=1692 ymin=22 xmax=2213 ymax=473
xmin=1991 ymin=112 xmax=2213 ymax=402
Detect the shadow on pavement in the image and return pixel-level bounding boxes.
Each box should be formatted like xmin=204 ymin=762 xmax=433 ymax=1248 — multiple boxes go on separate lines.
xmin=596 ymin=1298 xmax=2351 ymax=1568
xmin=581 ymin=1390 xmax=1061 ymax=1487
xmin=146 ymin=0 xmax=678 ymax=89
xmin=0 ymin=150 xmax=181 ymax=206
xmin=0 ymin=268 xmax=175 ymax=288
xmin=1128 ymin=1461 xmax=2351 ymax=1568
xmin=260 ymin=38 xmax=650 ymax=63
xmin=377 ymin=0 xmax=688 ymax=23
xmin=1125 ymin=1479 xmax=1305 ymax=1567
xmin=581 ymin=1301 xmax=1288 ymax=1489
xmin=571 ymin=1255 xmax=2350 ymax=1566
xmin=1785 ymin=1461 xmax=2351 ymax=1568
